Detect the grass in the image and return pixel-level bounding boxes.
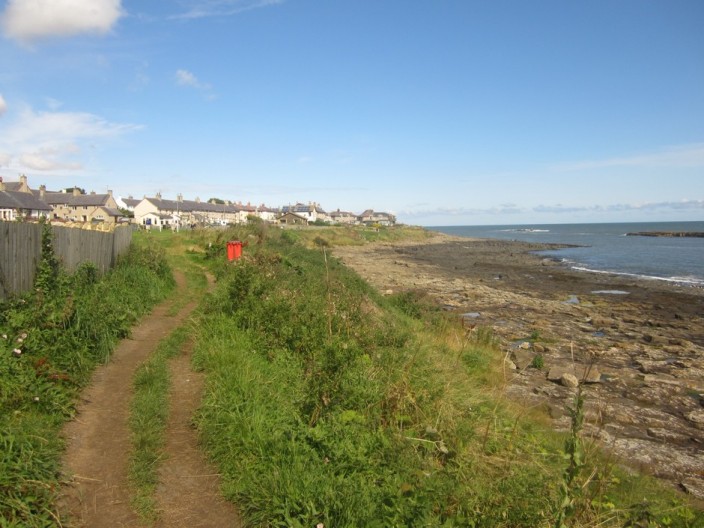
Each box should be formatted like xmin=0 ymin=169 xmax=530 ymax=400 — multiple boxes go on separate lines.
xmin=128 ymin=325 xmax=190 ymax=522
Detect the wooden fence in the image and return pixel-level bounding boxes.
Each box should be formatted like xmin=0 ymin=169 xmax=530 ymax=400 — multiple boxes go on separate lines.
xmin=0 ymin=221 xmax=133 ymax=300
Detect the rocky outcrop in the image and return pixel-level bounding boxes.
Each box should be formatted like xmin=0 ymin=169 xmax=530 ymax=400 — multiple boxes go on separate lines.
xmin=626 ymin=231 xmax=704 ymax=238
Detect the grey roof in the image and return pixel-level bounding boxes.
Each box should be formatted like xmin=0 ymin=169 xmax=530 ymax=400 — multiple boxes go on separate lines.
xmin=281 ymin=203 xmax=326 ymax=214
xmin=36 ymin=191 xmax=113 ymax=207
xmin=0 ymin=191 xmax=52 ymax=211
xmin=2 ymin=182 xmax=24 ymax=192
xmin=146 ymin=197 xmax=242 ymax=215
xmin=99 ymin=207 xmax=124 ymax=218
xmin=122 ymin=198 xmax=140 ymax=208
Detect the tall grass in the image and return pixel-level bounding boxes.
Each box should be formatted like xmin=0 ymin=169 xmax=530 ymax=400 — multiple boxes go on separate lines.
xmin=0 ymin=234 xmax=174 ymax=526
xmin=193 ymin=232 xmax=547 ymax=526
xmin=190 ymin=227 xmax=702 ymax=527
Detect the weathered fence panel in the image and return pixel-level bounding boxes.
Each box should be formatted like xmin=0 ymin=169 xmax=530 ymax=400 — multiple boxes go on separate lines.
xmin=0 ymin=222 xmax=42 ymax=300
xmin=0 ymin=222 xmax=133 ymax=300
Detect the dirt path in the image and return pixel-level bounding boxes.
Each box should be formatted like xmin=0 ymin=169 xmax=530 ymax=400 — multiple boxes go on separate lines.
xmin=155 ymin=341 xmax=240 ymax=528
xmin=58 ymin=271 xmax=240 ymax=527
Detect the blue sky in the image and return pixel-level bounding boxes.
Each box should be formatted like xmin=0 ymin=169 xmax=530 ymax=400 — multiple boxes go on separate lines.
xmin=0 ymin=0 xmax=702 ymax=225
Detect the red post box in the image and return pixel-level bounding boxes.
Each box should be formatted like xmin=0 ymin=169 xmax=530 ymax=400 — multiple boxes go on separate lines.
xmin=226 ymin=240 xmax=243 ymax=261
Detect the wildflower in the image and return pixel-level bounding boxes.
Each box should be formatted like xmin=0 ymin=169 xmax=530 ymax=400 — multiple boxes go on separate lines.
xmin=33 ymin=396 xmax=40 ymax=402
xmin=16 ymin=337 xmax=23 ymax=343
xmin=317 ymin=524 xmax=324 ymax=528
xmin=1 ymin=334 xmax=7 ymax=339
xmin=20 ymin=332 xmax=28 ymax=339
xmin=13 ymin=348 xmax=22 ymax=357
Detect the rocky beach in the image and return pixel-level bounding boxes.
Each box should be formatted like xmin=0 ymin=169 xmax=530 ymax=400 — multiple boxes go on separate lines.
xmin=333 ymin=232 xmax=704 ymax=501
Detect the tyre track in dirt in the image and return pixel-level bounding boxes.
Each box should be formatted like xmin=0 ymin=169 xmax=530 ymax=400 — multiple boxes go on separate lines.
xmin=58 ymin=271 xmax=240 ymax=527
xmin=154 ymin=339 xmax=241 ymax=527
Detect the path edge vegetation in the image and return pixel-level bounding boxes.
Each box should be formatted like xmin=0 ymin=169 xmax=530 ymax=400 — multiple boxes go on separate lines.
xmin=0 ymin=223 xmax=701 ymax=527
xmin=0 ymin=221 xmax=175 ymax=526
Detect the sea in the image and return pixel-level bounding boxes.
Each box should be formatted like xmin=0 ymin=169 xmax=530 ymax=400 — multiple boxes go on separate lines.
xmin=429 ymin=221 xmax=704 ymax=287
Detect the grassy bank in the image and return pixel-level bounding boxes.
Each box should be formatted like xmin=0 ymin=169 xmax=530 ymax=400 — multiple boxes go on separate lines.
xmin=0 ymin=225 xmax=174 ymax=526
xmin=190 ymin=225 xmax=701 ymax=527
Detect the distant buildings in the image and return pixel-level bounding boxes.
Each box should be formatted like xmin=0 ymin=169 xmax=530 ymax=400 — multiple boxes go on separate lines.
xmin=0 ymin=175 xmax=397 ymax=229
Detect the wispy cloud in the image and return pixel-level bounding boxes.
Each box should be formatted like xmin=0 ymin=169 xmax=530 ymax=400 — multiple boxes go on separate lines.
xmin=1 ymin=0 xmax=123 ymax=43
xmin=172 ymin=0 xmax=284 ymax=20
xmin=175 ymin=69 xmax=215 ymax=99
xmin=553 ymin=142 xmax=704 ymax=172
xmin=0 ymin=94 xmax=7 ymax=116
xmin=402 ymin=200 xmax=704 ymax=219
xmin=0 ymin=102 xmax=141 ymax=173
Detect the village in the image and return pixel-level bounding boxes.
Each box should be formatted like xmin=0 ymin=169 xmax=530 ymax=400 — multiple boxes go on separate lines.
xmin=0 ymin=174 xmax=396 ymax=229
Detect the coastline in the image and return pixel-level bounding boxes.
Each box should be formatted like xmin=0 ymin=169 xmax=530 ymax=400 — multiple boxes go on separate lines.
xmin=333 ymin=232 xmax=704 ymax=501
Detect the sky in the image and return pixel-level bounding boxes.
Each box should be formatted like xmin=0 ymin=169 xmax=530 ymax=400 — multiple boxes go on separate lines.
xmin=0 ymin=0 xmax=703 ymax=226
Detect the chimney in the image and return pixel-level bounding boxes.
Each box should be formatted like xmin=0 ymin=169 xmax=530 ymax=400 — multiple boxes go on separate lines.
xmin=177 ymin=193 xmax=183 ymax=202
xmin=90 ymin=191 xmax=96 ymax=195
xmin=20 ymin=174 xmax=27 ymax=186
xmin=156 ymin=192 xmax=162 ymax=199
xmin=73 ymin=188 xmax=81 ymax=197
xmin=39 ymin=185 xmax=46 ymax=200
xmin=195 ymin=196 xmax=200 ymax=203
xmin=107 ymin=189 xmax=113 ymax=197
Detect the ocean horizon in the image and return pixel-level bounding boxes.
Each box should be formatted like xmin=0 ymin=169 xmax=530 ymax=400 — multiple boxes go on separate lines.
xmin=429 ymin=220 xmax=704 ymax=287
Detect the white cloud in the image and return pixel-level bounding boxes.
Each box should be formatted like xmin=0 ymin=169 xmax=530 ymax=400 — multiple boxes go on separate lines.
xmin=173 ymin=0 xmax=284 ymax=20
xmin=0 ymin=94 xmax=6 ymax=116
xmin=553 ymin=143 xmax=704 ymax=172
xmin=0 ymin=104 xmax=141 ymax=173
xmin=175 ymin=69 xmax=215 ymax=99
xmin=403 ymin=199 xmax=704 ymax=220
xmin=20 ymin=151 xmax=82 ymax=171
xmin=1 ymin=0 xmax=123 ymax=43
xmin=176 ymin=69 xmax=201 ymax=88
xmin=45 ymin=97 xmax=63 ymax=111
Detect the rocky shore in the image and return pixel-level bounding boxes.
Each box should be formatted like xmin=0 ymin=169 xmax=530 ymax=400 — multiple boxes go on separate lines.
xmin=626 ymin=231 xmax=704 ymax=238
xmin=333 ymin=233 xmax=704 ymax=501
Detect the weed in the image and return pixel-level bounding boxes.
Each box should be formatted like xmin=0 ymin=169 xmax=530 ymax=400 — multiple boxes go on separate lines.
xmin=531 ymin=354 xmax=545 ymax=369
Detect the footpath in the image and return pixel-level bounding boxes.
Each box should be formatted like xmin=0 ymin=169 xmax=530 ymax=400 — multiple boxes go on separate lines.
xmin=57 ymin=271 xmax=241 ymax=527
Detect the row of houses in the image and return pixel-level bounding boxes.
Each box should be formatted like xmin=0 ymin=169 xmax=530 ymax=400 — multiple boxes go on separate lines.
xmin=0 ymin=175 xmax=397 ymax=229
xmin=0 ymin=175 xmax=122 ymax=223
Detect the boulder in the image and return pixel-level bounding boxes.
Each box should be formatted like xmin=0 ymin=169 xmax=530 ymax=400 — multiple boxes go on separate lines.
xmin=512 ymin=349 xmax=534 ymax=370
xmin=579 ymin=366 xmax=602 ymax=384
xmin=547 ymin=366 xmax=568 ymax=382
xmin=561 ymin=373 xmax=579 ymax=388
xmin=685 ymin=410 xmax=704 ymax=429
xmin=681 ymin=478 xmax=704 ymax=500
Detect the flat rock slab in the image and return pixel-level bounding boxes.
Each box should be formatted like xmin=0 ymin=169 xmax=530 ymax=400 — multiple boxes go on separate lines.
xmin=547 ymin=365 xmax=601 ymax=384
